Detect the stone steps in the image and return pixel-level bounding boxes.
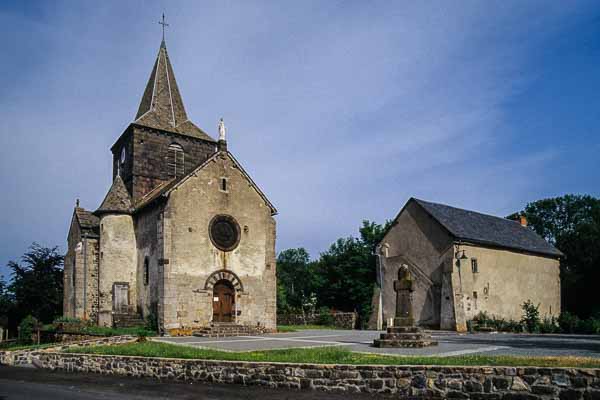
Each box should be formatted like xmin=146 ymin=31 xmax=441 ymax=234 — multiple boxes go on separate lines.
xmin=373 ymin=326 xmax=438 ymax=348
xmin=379 ymin=332 xmax=429 ymax=341
xmin=373 ymin=338 xmax=438 ymax=348
xmin=113 ymin=313 xmax=145 ymax=329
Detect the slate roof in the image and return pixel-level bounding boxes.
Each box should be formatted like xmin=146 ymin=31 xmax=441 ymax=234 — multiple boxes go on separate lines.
xmin=74 ymin=208 xmax=99 ymax=237
xmin=95 ymin=175 xmax=133 ymax=215
xmin=134 ymin=41 xmax=215 ymax=142
xmin=412 ymin=198 xmax=562 ymax=258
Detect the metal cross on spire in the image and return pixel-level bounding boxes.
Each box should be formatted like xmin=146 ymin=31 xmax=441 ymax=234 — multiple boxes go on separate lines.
xmin=158 ymin=13 xmax=169 ymax=43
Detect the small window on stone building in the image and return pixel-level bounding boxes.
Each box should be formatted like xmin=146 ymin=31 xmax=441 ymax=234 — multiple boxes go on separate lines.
xmin=220 ymin=178 xmax=228 ymax=192
xmin=143 ymin=257 xmax=149 ymax=286
xmin=72 ymin=259 xmax=76 ymax=287
xmin=471 ymin=258 xmax=478 ymax=273
xmin=167 ymin=143 xmax=185 ymax=178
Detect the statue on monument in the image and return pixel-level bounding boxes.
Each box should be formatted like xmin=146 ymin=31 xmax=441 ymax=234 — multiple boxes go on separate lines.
xmin=218 ymin=118 xmax=226 ymax=141
xmin=373 ymin=263 xmax=437 ymax=348
xmin=394 ymin=264 xmax=414 ymax=327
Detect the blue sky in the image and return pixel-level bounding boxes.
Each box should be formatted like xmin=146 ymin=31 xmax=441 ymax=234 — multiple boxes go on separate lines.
xmin=1 ymin=1 xmax=599 ymax=278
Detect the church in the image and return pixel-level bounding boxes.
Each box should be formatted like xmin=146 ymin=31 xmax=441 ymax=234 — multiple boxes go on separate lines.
xmin=63 ymin=37 xmax=277 ymax=335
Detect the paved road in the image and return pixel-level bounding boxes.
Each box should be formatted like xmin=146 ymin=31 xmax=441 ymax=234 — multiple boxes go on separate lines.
xmin=156 ymin=329 xmax=600 ymax=358
xmin=0 ymin=366 xmax=373 ymax=400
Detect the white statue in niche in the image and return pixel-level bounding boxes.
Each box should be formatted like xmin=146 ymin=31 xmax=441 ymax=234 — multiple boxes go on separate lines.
xmin=218 ymin=118 xmax=226 ymax=141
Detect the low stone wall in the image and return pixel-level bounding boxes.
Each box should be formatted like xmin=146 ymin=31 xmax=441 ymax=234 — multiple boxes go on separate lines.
xmin=33 ymin=352 xmax=600 ymax=398
xmin=0 ymin=335 xmax=135 ymax=367
xmin=277 ymin=312 xmax=357 ymax=330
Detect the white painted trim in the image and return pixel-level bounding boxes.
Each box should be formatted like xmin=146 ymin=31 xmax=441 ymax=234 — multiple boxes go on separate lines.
xmin=164 ymin=50 xmax=176 ymax=127
xmin=134 ymin=47 xmax=161 ymax=123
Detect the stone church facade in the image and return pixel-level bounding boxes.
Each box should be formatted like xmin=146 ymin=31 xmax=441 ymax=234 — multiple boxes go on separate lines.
xmin=371 ymin=198 xmax=562 ymax=332
xmin=63 ymin=39 xmax=277 ymax=334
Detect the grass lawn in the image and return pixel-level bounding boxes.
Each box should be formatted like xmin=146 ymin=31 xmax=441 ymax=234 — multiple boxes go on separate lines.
xmin=64 ymin=341 xmax=600 ymax=368
xmin=71 ymin=326 xmax=155 ymax=337
xmin=0 ymin=342 xmax=60 ymax=352
xmin=276 ymin=325 xmax=342 ymax=332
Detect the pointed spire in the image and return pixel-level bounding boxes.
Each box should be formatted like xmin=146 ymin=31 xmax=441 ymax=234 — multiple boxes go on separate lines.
xmin=95 ymin=175 xmax=133 ymax=215
xmin=134 ymin=39 xmax=215 ymax=142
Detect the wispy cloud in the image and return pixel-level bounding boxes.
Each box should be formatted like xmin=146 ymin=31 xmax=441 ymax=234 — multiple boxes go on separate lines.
xmin=0 ymin=0 xmax=597 ymax=272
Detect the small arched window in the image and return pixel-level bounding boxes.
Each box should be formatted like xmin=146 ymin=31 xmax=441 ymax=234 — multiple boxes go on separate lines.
xmin=143 ymin=257 xmax=149 ymax=286
xmin=168 ymin=143 xmax=185 ymax=178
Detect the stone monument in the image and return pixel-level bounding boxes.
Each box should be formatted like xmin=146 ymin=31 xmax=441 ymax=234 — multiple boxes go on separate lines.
xmin=373 ymin=264 xmax=437 ymax=348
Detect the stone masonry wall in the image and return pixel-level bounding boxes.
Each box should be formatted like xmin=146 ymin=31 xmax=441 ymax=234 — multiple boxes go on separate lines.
xmin=277 ymin=312 xmax=357 ymax=330
xmin=64 ymin=215 xmax=99 ymax=321
xmin=0 ymin=335 xmax=135 ymax=367
xmin=31 ymin=352 xmax=600 ymax=398
xmin=161 ymin=153 xmax=276 ymax=331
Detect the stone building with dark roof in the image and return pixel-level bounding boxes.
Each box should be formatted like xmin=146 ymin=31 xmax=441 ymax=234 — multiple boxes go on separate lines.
xmin=370 ymin=198 xmax=561 ymax=331
xmin=64 ymin=38 xmax=277 ymax=334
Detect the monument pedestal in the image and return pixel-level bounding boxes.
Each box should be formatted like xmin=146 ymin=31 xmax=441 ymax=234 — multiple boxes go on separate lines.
xmin=372 ymin=264 xmax=438 ymax=348
xmin=373 ymin=325 xmax=438 ymax=348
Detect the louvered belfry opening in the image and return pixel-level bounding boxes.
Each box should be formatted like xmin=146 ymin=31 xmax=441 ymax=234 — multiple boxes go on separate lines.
xmin=168 ymin=143 xmax=185 ymax=178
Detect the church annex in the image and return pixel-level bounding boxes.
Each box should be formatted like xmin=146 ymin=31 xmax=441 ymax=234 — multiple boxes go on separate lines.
xmin=63 ymin=38 xmax=277 ymax=334
xmin=371 ymin=198 xmax=562 ymax=332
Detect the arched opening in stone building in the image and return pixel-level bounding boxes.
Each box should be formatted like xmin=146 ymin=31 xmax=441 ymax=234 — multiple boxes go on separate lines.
xmin=212 ymin=279 xmax=235 ymax=323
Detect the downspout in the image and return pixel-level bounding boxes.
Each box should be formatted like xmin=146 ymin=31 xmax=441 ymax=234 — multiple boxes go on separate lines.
xmin=83 ymin=232 xmax=88 ymax=319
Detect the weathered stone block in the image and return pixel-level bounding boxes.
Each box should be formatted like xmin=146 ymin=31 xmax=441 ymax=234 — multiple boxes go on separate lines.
xmin=531 ymin=384 xmax=558 ymax=395
xmin=511 ymin=377 xmax=530 ymax=391
xmin=447 ymin=390 xmax=470 ymax=399
xmin=464 ymin=380 xmax=484 ymax=393
xmin=559 ymin=389 xmax=583 ymax=400
xmin=493 ymin=376 xmax=512 ymax=390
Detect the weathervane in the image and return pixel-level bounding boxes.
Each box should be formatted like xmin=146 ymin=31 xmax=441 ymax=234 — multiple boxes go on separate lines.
xmin=158 ymin=13 xmax=169 ymax=42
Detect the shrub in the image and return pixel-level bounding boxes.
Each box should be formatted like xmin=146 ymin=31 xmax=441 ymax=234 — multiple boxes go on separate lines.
xmin=558 ymin=312 xmax=579 ymax=334
xmin=521 ymin=300 xmax=541 ymax=333
xmin=53 ymin=316 xmax=84 ymax=324
xmin=136 ymin=328 xmax=149 ymax=342
xmin=317 ymin=307 xmax=334 ymax=326
xmin=473 ymin=311 xmax=492 ymax=326
xmin=466 ymin=319 xmax=475 ymax=333
xmin=51 ymin=316 xmax=90 ymax=332
xmin=18 ymin=315 xmax=40 ymax=344
xmin=576 ymin=317 xmax=600 ymax=334
xmin=539 ymin=317 xmax=560 ymax=334
xmin=470 ymin=312 xmax=523 ymax=333
xmin=505 ymin=319 xmax=524 ymax=333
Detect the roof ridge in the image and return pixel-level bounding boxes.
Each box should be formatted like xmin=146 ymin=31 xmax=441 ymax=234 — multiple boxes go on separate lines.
xmin=410 ymin=198 xmax=561 ymax=257
xmin=413 ymin=198 xmax=521 ymax=225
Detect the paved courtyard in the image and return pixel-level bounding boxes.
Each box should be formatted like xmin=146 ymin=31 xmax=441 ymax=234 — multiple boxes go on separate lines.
xmin=155 ymin=329 xmax=600 ymax=358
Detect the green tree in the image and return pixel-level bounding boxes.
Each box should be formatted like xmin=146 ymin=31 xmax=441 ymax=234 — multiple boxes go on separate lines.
xmin=0 ymin=278 xmax=14 ymax=328
xmin=314 ymin=220 xmax=391 ymax=327
xmin=6 ymin=243 xmax=64 ymax=325
xmin=508 ymin=195 xmax=600 ymax=317
xmin=276 ymin=248 xmax=318 ymax=314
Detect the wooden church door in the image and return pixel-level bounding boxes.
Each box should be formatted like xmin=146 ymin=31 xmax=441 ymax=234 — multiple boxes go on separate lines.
xmin=213 ymin=280 xmax=235 ymax=323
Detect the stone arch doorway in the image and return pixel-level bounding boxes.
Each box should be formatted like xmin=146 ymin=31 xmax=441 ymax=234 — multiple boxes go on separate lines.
xmin=213 ymin=279 xmax=235 ymax=323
